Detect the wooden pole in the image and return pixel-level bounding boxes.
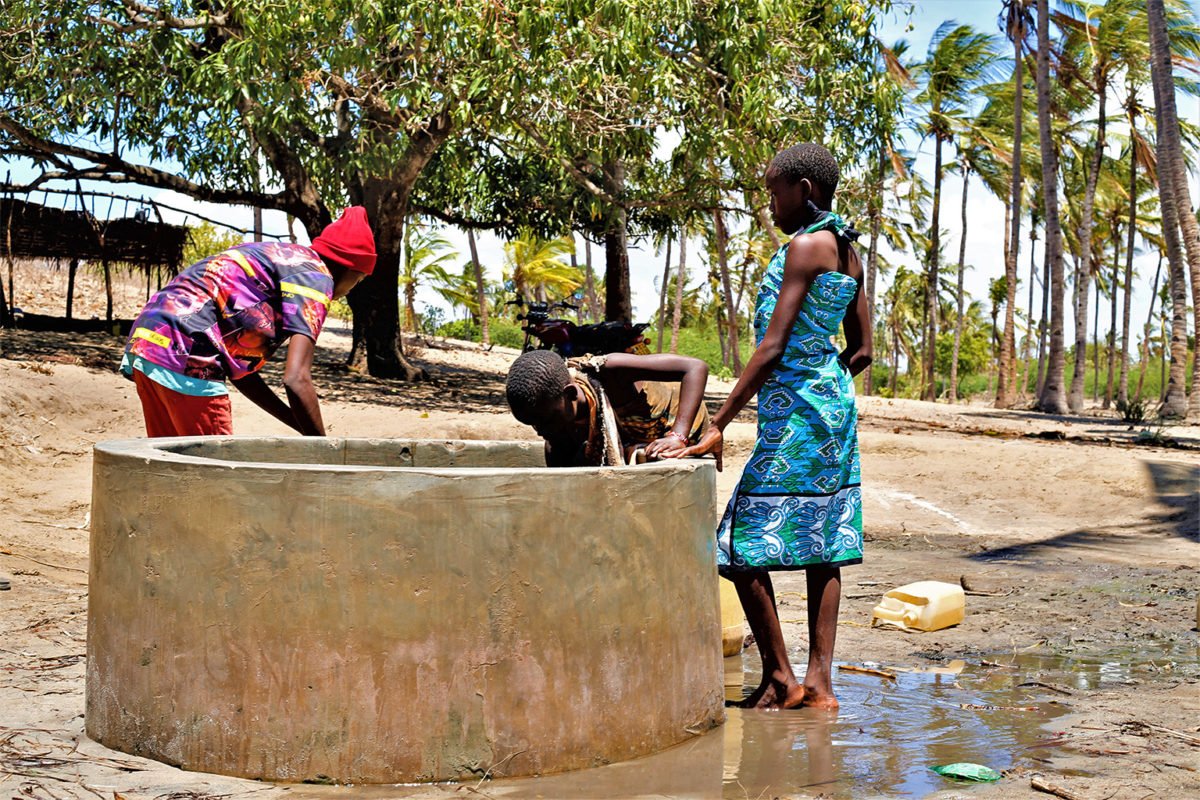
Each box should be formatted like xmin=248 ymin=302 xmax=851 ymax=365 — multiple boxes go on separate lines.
xmin=66 ymin=258 xmax=78 ymax=319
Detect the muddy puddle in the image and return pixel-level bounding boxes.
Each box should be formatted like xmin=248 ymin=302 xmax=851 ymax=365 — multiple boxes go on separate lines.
xmin=289 ymin=643 xmax=1198 ymax=799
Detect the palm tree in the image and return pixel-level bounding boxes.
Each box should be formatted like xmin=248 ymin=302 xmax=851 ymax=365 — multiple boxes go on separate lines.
xmin=863 ymin=39 xmax=915 ymax=395
xmin=504 ymin=231 xmax=582 ymax=302
xmin=399 ymin=228 xmax=458 ymax=333
xmin=949 ymin=106 xmax=1009 ymax=402
xmin=1147 ymin=0 xmax=1200 ymax=418
xmin=997 ymin=0 xmax=1034 ymax=408
xmin=913 ymin=22 xmax=1001 ymax=401
xmin=883 ymin=266 xmax=926 ymax=396
xmin=1053 ymin=0 xmax=1129 ymax=411
xmin=1117 ymin=70 xmax=1165 ymax=406
xmin=1033 ymin=0 xmax=1069 ymax=414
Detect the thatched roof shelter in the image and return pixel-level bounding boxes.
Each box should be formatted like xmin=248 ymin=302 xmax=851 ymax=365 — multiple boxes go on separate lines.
xmin=0 ymin=198 xmax=187 ymax=269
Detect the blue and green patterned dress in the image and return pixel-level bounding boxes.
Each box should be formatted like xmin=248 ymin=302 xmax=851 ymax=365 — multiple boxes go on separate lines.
xmin=716 ymin=238 xmax=863 ymax=572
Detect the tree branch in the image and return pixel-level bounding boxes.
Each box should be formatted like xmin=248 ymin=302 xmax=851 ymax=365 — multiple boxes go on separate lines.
xmin=0 ymin=116 xmax=294 ymax=211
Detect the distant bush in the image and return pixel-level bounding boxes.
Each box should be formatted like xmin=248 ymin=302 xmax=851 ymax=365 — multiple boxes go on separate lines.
xmin=435 ymin=317 xmax=526 ymax=350
xmin=645 ymin=324 xmax=754 ymax=375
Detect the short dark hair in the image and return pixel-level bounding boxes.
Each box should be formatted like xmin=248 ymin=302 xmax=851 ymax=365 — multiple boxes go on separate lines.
xmin=768 ymin=143 xmax=840 ymax=200
xmin=506 ymin=350 xmax=571 ymax=417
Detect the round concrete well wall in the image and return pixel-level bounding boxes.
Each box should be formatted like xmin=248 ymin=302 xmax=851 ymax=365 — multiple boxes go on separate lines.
xmin=86 ymin=437 xmax=723 ymax=783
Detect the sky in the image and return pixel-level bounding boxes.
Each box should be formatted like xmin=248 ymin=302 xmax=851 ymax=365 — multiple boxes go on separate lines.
xmin=7 ymin=1 xmax=1200 ymax=352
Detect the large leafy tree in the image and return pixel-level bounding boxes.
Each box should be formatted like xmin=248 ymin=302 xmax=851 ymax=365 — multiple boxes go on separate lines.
xmin=0 ymin=1 xmax=677 ymax=378
xmin=415 ymin=0 xmax=900 ymax=338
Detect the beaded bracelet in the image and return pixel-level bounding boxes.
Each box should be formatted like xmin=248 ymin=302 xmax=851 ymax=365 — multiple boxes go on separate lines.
xmin=665 ymin=430 xmax=689 ymax=445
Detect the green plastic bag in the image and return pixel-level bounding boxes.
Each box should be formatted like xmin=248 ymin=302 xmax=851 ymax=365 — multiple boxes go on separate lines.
xmin=929 ymin=763 xmax=1002 ymax=783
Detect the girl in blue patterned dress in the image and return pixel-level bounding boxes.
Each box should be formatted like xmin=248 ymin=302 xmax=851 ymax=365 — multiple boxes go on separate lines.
xmin=671 ymin=143 xmax=872 ymax=709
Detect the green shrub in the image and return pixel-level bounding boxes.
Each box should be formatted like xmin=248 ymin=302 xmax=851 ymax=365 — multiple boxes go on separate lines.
xmin=435 ymin=317 xmax=527 ymax=350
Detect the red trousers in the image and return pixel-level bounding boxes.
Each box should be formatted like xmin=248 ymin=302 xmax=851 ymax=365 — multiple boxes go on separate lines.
xmin=134 ymin=370 xmax=233 ymax=437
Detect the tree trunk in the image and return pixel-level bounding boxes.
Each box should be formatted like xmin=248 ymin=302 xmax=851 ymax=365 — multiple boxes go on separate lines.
xmin=65 ymin=258 xmax=78 ymax=320
xmin=577 ymin=238 xmax=597 ymax=320
xmin=1035 ymin=0 xmax=1069 ymax=414
xmin=103 ymin=259 xmax=113 ymax=324
xmin=1161 ymin=180 xmax=1189 ymax=418
xmin=467 ymin=228 xmax=489 ymax=347
xmin=864 ymin=160 xmax=883 ymax=396
xmin=716 ymin=302 xmax=728 ymax=368
xmin=1148 ymin=0 xmax=1200 ymax=418
xmin=1135 ymin=254 xmax=1164 ymax=401
xmin=347 ymin=302 xmax=366 ymax=368
xmin=1147 ymin=100 xmax=1188 ymax=415
xmin=4 ymin=246 xmax=12 ymax=321
xmin=1104 ymin=224 xmax=1120 ymax=409
xmin=1091 ymin=273 xmax=1100 ymax=403
xmin=346 ymin=187 xmax=427 ymax=381
xmin=404 ymin=282 xmax=418 ymax=333
xmin=1036 ymin=239 xmax=1050 ymax=396
xmin=0 ymin=264 xmax=9 ymax=327
xmin=998 ymin=36 xmax=1023 ymax=409
xmin=889 ymin=309 xmax=899 ymax=396
xmin=602 ymin=159 xmax=632 ymax=322
xmin=1118 ymin=110 xmax=1138 ymax=406
xmin=1069 ymin=64 xmax=1107 ymax=412
xmin=656 ymin=236 xmax=672 ymax=353
xmin=949 ymin=163 xmax=969 ymax=403
xmin=924 ymin=136 xmax=944 ymax=401
xmin=670 ymin=231 xmax=686 ymax=354
xmin=1021 ymin=221 xmax=1036 ymax=397
xmin=714 ymin=209 xmax=742 ymax=377
xmin=1159 ymin=314 xmax=1167 ymax=402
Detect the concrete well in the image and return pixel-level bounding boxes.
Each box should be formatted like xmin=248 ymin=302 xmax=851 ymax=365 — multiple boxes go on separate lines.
xmin=86 ymin=437 xmax=723 ymax=784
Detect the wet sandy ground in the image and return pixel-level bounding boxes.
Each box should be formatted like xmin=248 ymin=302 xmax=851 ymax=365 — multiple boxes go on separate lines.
xmin=1 ymin=328 xmax=1198 ymax=799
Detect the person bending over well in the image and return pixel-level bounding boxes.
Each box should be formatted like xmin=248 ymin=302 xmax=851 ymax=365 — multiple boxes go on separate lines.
xmin=504 ymin=349 xmax=710 ymax=467
xmin=121 ymin=207 xmax=375 ymax=437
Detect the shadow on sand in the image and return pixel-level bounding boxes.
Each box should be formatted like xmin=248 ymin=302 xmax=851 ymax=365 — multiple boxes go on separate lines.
xmin=969 ymin=460 xmax=1199 ymax=565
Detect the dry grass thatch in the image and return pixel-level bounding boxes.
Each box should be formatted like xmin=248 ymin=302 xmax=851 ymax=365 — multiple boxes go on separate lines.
xmin=1 ymin=198 xmax=186 ymax=271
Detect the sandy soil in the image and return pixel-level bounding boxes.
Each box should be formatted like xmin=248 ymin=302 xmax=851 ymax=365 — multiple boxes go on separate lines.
xmin=1 ymin=276 xmax=1198 ymax=799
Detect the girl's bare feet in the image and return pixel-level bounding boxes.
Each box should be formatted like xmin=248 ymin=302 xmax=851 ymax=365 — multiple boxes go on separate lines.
xmin=734 ymin=675 xmax=806 ymax=709
xmin=799 ymin=685 xmax=839 ymax=710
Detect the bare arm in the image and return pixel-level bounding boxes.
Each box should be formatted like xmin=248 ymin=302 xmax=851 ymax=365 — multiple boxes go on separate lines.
xmin=281 ymin=335 xmax=325 ymax=436
xmin=838 ymin=250 xmax=873 ymax=377
xmin=710 ymin=238 xmax=822 ymax=430
xmin=230 ymin=371 xmax=302 ymax=433
xmin=598 ymin=352 xmax=709 ymax=443
xmin=667 ymin=236 xmax=826 ymax=470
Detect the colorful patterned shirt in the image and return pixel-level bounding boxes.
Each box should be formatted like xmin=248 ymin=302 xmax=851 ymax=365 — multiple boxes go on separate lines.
xmin=123 ymin=242 xmax=333 ymax=382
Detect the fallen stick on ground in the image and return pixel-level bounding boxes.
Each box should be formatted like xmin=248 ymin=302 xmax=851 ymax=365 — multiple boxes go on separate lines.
xmin=1030 ymin=776 xmax=1089 ymax=800
xmin=1018 ymin=681 xmax=1073 ymax=696
xmin=838 ymin=665 xmax=897 ymax=680
xmin=0 ymin=548 xmax=86 ymax=574
xmin=1123 ymin=720 xmax=1200 ymax=746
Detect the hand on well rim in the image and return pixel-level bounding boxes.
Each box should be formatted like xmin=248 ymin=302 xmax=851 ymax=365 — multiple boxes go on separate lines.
xmin=643 ymin=436 xmax=682 ymax=460
xmin=666 ymin=427 xmax=723 ymax=471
